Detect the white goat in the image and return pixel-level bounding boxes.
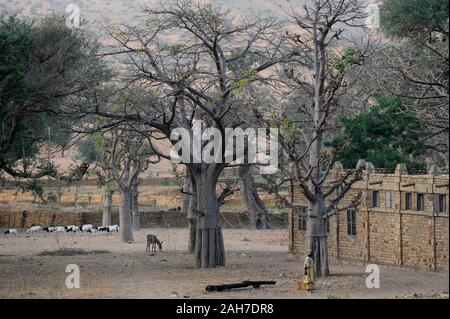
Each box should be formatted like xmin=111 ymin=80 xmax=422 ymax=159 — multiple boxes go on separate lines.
xmin=26 ymin=225 xmax=42 ymax=234
xmin=54 ymin=226 xmax=67 ymax=233
xmin=43 ymin=226 xmax=56 ymax=232
xmin=108 ymin=225 xmax=119 ymax=233
xmin=81 ymin=224 xmax=93 ymax=232
xmin=66 ymin=225 xmax=80 ymax=233
xmin=4 ymin=229 xmax=18 ymax=235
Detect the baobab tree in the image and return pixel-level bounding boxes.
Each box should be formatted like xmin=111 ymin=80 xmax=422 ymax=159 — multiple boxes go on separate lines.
xmin=239 ymin=165 xmax=271 ymax=229
xmin=179 ymin=169 xmax=198 ymax=253
xmin=108 ymin=128 xmax=157 ymax=242
xmin=71 ymin=1 xmax=288 ymax=267
xmin=262 ymin=0 xmax=372 ymax=278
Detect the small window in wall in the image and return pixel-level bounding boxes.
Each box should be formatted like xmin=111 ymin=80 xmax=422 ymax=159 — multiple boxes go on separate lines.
xmin=416 ymin=193 xmax=425 ymax=211
xmin=372 ymin=191 xmax=380 ymax=208
xmin=347 ymin=210 xmax=357 ymax=236
xmin=439 ymin=195 xmax=447 ymax=213
xmin=385 ymin=191 xmax=393 ymax=208
xmin=298 ymin=206 xmax=307 ymax=231
xmin=405 ymin=193 xmax=412 ymax=210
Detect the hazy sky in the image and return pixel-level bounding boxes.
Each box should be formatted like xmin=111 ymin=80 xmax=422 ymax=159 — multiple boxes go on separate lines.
xmin=1 ymin=0 xmax=295 ymax=22
xmin=2 ymin=0 xmax=377 ymax=38
xmin=1 ymin=0 xmax=377 ymax=28
xmin=0 ymin=0 xmax=295 ymax=40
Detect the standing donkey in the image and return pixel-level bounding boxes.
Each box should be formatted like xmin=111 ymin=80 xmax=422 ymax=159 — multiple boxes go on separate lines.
xmin=146 ymin=234 xmax=163 ymax=253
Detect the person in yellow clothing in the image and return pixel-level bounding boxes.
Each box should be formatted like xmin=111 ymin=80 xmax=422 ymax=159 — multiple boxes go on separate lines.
xmin=303 ymin=250 xmax=315 ymax=292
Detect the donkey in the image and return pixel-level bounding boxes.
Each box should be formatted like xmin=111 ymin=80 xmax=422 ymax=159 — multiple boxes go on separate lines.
xmin=146 ymin=234 xmax=163 ymax=253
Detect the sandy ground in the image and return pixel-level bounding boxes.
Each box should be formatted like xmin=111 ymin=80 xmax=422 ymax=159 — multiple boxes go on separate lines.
xmin=0 ymin=228 xmax=448 ymax=299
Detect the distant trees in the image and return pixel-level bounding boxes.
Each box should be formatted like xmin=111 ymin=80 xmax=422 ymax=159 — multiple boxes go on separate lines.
xmin=76 ymin=92 xmax=159 ymax=241
xmin=108 ymin=129 xmax=156 ymax=242
xmin=77 ymin=135 xmax=116 ymax=226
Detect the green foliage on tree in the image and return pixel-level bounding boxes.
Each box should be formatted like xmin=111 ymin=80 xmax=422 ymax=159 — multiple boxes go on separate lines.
xmin=0 ymin=16 xmax=31 ymax=110
xmin=380 ymin=0 xmax=449 ymax=39
xmin=0 ymin=16 xmax=50 ymax=176
xmin=330 ymin=47 xmax=360 ymax=73
xmin=377 ymin=0 xmax=449 ymax=167
xmin=0 ymin=14 xmax=107 ymax=178
xmin=329 ymin=96 xmax=427 ymax=171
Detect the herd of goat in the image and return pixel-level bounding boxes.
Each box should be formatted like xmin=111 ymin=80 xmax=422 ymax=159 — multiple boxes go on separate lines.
xmin=3 ymin=225 xmax=164 ymax=252
xmin=3 ymin=224 xmax=120 ymax=235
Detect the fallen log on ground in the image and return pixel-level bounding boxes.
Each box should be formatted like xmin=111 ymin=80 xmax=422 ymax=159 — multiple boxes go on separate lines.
xmin=205 ymin=280 xmax=276 ymax=292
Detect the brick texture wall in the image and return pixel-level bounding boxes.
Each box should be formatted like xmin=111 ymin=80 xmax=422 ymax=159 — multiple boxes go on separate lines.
xmin=289 ymin=164 xmax=449 ymax=271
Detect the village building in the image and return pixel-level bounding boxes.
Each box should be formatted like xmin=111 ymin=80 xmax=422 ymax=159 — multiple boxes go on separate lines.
xmin=289 ymin=163 xmax=449 ymax=271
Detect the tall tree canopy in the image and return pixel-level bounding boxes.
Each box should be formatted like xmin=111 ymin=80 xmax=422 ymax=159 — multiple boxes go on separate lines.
xmin=329 ymin=96 xmax=427 ymax=171
xmin=358 ymin=0 xmax=449 ymax=167
xmin=380 ymin=0 xmax=449 ymax=39
xmin=0 ymin=14 xmax=108 ymax=178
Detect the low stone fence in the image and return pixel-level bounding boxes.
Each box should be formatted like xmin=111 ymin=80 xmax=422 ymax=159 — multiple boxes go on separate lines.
xmin=0 ymin=204 xmax=288 ymax=229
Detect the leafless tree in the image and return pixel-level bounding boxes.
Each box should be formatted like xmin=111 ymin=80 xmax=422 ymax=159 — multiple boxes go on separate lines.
xmin=260 ymin=0 xmax=371 ymax=278
xmin=365 ymin=36 xmax=449 ymax=168
xmin=239 ymin=165 xmax=271 ymax=229
xmin=70 ymin=1 xmax=289 ymax=267
xmin=108 ymin=129 xmax=157 ymax=242
xmin=91 ymin=137 xmax=117 ymax=227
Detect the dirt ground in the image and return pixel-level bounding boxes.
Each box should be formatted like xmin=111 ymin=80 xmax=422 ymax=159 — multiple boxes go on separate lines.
xmin=0 ymin=228 xmax=448 ymax=299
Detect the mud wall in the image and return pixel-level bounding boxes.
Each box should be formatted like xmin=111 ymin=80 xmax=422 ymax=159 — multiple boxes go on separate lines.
xmin=0 ymin=205 xmax=288 ymax=229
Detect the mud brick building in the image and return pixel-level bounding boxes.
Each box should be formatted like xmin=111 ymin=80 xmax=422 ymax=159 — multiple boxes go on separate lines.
xmin=289 ymin=162 xmax=449 ymax=271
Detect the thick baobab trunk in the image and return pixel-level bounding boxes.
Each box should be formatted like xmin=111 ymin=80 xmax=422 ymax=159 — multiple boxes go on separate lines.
xmin=193 ymin=169 xmax=225 ymax=268
xmin=131 ymin=180 xmax=140 ymax=231
xmin=187 ymin=179 xmax=197 ymax=254
xmin=119 ymin=187 xmax=134 ymax=243
xmin=239 ymin=166 xmax=271 ymax=229
xmin=187 ymin=197 xmax=198 ymax=254
xmin=182 ymin=171 xmax=191 ymax=215
xmin=183 ymin=171 xmax=197 ymax=253
xmin=102 ymin=191 xmax=112 ymax=226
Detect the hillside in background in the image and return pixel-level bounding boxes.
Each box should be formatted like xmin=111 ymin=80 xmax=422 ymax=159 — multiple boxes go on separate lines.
xmin=1 ymin=0 xmax=291 ymax=29
xmin=0 ymin=0 xmax=377 ymax=178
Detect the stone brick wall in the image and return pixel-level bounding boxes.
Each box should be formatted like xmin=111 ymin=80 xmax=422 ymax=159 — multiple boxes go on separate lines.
xmin=369 ymin=211 xmax=399 ymax=265
xmin=289 ymin=163 xmax=449 ymax=271
xmin=435 ymin=216 xmax=449 ymax=269
xmin=337 ymin=210 xmax=367 ymax=260
xmin=0 ymin=204 xmax=289 ymax=229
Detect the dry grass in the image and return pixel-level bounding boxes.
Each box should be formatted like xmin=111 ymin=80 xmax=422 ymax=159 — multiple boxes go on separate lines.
xmin=38 ymin=248 xmax=109 ymax=256
xmin=0 ymin=228 xmax=448 ymax=299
